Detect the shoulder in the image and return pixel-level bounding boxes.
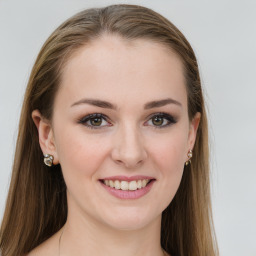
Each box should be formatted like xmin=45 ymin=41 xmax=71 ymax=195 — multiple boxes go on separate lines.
xmin=26 ymin=229 xmax=61 ymax=256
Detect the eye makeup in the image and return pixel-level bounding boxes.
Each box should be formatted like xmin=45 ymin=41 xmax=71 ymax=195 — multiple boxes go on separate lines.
xmin=145 ymin=112 xmax=177 ymax=129
xmin=78 ymin=113 xmax=112 ymax=129
xmin=78 ymin=111 xmax=177 ymax=130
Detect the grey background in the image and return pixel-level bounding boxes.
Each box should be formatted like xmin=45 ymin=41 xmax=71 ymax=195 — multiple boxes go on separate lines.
xmin=0 ymin=0 xmax=255 ymax=255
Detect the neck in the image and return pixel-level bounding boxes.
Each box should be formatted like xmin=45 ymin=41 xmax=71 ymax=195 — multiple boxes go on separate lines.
xmin=60 ymin=210 xmax=164 ymax=256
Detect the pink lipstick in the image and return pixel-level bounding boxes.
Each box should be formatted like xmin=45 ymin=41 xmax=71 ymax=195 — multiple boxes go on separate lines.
xmin=101 ymin=175 xmax=155 ymax=181
xmin=99 ymin=175 xmax=156 ymax=199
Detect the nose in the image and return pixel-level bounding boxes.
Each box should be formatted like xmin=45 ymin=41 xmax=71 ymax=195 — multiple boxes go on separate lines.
xmin=111 ymin=124 xmax=148 ymax=169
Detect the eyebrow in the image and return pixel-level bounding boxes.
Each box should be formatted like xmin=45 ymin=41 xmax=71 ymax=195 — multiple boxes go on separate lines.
xmin=71 ymin=98 xmax=182 ymax=109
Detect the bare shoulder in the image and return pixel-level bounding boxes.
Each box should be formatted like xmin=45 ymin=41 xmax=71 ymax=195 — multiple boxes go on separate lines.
xmin=26 ymin=229 xmax=61 ymax=256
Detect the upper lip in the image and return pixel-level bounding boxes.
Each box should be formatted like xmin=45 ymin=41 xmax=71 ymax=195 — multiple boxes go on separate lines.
xmin=100 ymin=175 xmax=155 ymax=181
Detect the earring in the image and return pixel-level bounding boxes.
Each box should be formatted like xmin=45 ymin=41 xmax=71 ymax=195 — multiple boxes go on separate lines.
xmin=44 ymin=154 xmax=54 ymax=167
xmin=185 ymin=150 xmax=193 ymax=166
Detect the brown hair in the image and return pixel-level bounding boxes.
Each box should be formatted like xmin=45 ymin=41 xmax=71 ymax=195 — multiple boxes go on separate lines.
xmin=0 ymin=4 xmax=218 ymax=256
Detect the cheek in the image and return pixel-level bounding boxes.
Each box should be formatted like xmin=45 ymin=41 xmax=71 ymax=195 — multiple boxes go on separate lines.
xmin=147 ymin=131 xmax=187 ymax=204
xmin=54 ymin=128 xmax=108 ymax=183
xmin=149 ymin=130 xmax=187 ymax=173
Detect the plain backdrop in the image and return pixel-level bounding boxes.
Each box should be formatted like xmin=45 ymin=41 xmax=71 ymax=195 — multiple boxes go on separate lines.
xmin=0 ymin=0 xmax=255 ymax=255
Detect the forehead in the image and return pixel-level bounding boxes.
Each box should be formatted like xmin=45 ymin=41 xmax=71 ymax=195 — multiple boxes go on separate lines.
xmin=56 ymin=34 xmax=187 ymax=110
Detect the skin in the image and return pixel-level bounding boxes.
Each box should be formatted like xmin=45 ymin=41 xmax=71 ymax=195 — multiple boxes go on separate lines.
xmin=30 ymin=34 xmax=200 ymax=256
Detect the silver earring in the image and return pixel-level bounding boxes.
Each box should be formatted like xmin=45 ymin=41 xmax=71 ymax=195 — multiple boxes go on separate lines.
xmin=185 ymin=150 xmax=193 ymax=166
xmin=44 ymin=154 xmax=54 ymax=167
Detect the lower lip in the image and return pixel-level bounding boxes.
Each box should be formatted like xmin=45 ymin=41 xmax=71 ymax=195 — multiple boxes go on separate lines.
xmin=100 ymin=180 xmax=156 ymax=199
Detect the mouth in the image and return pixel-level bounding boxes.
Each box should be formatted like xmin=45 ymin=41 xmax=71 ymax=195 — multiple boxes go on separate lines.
xmin=99 ymin=178 xmax=156 ymax=191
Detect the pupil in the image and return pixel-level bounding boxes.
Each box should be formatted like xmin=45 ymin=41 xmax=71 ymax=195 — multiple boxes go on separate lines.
xmin=91 ymin=118 xmax=102 ymax=126
xmin=153 ymin=116 xmax=163 ymax=126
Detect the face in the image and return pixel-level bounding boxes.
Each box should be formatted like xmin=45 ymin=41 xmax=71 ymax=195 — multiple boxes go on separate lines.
xmin=33 ymin=35 xmax=199 ymax=231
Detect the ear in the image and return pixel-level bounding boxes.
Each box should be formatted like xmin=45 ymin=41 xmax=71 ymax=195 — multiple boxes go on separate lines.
xmin=187 ymin=112 xmax=201 ymax=151
xmin=32 ymin=109 xmax=59 ymax=165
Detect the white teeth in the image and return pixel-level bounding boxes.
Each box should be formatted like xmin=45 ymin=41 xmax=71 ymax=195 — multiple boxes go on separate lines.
xmin=114 ymin=180 xmax=121 ymax=189
xmin=103 ymin=179 xmax=151 ymax=190
xmin=120 ymin=181 xmax=129 ymax=190
xmin=104 ymin=180 xmax=109 ymax=186
xmin=128 ymin=180 xmax=137 ymax=191
xmin=109 ymin=180 xmax=114 ymax=188
xmin=137 ymin=180 xmax=142 ymax=189
xmin=142 ymin=179 xmax=147 ymax=188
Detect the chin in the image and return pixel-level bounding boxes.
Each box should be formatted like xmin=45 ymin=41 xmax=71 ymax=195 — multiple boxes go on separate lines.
xmin=100 ymin=209 xmax=159 ymax=231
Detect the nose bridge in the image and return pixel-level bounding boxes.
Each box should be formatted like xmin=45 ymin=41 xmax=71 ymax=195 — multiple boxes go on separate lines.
xmin=111 ymin=121 xmax=147 ymax=168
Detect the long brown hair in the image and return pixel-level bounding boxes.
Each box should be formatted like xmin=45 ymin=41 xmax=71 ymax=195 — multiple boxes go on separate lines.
xmin=0 ymin=4 xmax=218 ymax=256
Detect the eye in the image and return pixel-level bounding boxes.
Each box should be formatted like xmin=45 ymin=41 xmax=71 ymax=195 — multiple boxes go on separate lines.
xmin=146 ymin=112 xmax=177 ymax=128
xmin=78 ymin=113 xmax=111 ymax=129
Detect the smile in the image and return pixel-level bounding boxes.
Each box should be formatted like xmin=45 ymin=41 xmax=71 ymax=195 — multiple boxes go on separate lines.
xmin=101 ymin=179 xmax=151 ymax=191
xmin=99 ymin=177 xmax=156 ymax=199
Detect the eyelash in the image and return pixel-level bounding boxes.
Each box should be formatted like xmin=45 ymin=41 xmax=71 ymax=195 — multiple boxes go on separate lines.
xmin=78 ymin=112 xmax=177 ymax=130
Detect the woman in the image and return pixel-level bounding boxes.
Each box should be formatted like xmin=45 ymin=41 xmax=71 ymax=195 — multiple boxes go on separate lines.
xmin=0 ymin=4 xmax=218 ymax=256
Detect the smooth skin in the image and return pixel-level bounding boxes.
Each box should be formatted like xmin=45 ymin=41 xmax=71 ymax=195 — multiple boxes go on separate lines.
xmin=30 ymin=34 xmax=200 ymax=256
